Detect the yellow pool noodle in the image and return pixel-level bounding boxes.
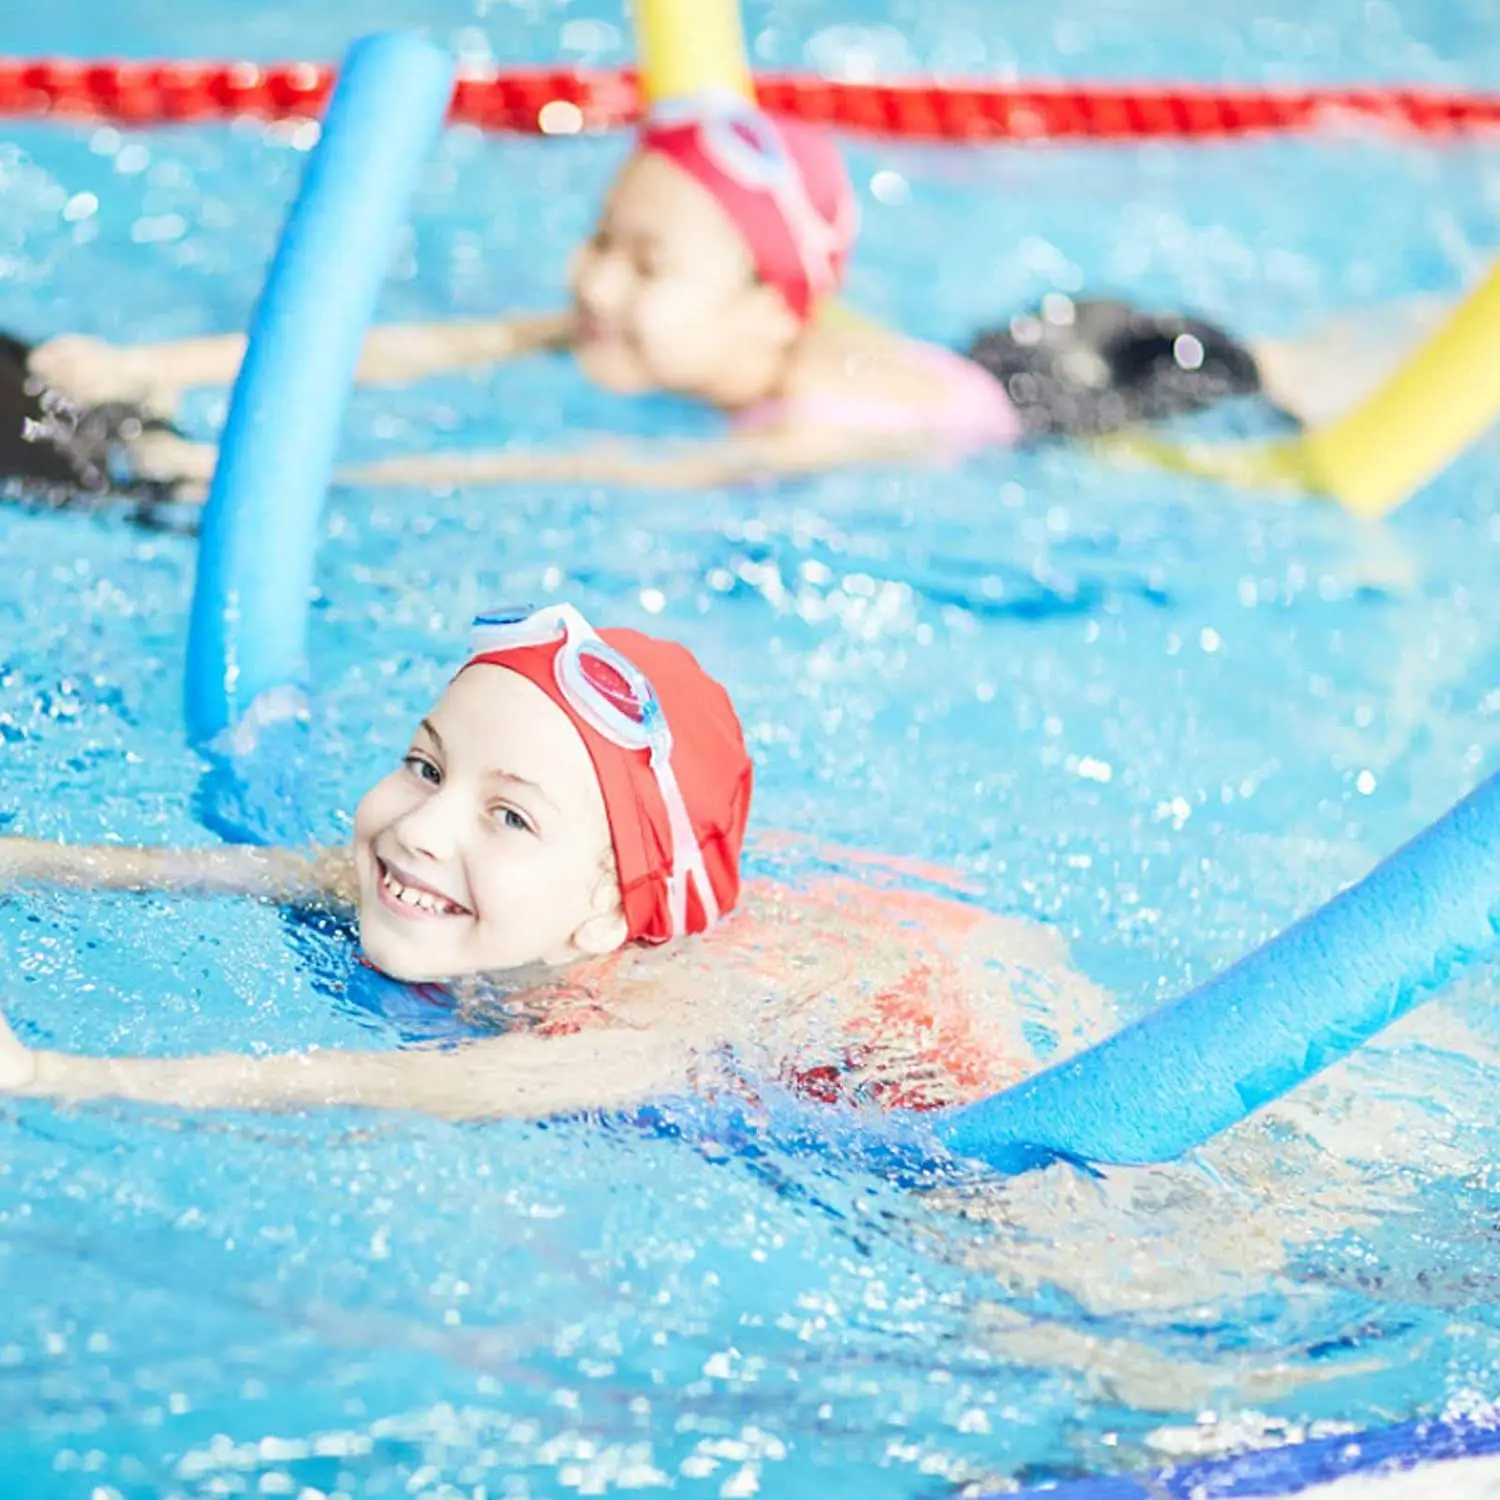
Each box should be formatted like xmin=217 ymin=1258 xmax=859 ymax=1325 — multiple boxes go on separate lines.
xmin=1099 ymin=258 xmax=1500 ymax=517
xmin=633 ymin=0 xmax=756 ymax=108
xmin=1301 ymin=258 xmax=1500 ymax=516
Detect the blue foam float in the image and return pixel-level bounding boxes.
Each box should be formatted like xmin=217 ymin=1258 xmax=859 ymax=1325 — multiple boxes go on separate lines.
xmin=929 ymin=770 xmax=1500 ymax=1172
xmin=1003 ymin=1399 xmax=1500 ymax=1498
xmin=184 ymin=30 xmax=453 ymax=843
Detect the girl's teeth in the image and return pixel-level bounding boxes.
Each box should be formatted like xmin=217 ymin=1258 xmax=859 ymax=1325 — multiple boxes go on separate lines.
xmin=382 ymin=868 xmax=457 ymax=914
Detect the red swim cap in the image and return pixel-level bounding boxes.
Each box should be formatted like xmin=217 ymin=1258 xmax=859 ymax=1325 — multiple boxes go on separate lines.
xmin=466 ymin=627 xmax=752 ymax=946
xmin=639 ymin=101 xmax=858 ymax=322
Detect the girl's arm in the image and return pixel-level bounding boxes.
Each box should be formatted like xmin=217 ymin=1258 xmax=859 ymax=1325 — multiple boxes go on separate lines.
xmin=0 ymin=1009 xmax=699 ymax=1120
xmin=28 ymin=313 xmax=574 ymax=416
xmin=69 ymin=410 xmax=903 ymax=505
xmin=341 ymin=422 xmax=931 ymax=492
xmin=1247 ymin=294 xmax=1451 ymax=429
xmin=0 ymin=837 xmax=353 ymax=904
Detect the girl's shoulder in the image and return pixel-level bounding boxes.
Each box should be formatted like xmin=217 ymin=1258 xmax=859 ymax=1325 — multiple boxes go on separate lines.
xmin=336 ymin=865 xmax=1110 ymax=1118
xmin=605 ymin=873 xmax=1114 ymax=1111
xmin=770 ymin=321 xmax=1023 ymax=451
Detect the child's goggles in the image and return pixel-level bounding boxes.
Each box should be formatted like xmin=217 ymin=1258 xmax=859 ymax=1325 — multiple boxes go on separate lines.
xmin=470 ymin=603 xmax=719 ymax=938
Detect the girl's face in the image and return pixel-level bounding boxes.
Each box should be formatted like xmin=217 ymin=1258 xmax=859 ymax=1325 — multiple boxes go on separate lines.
xmin=352 ymin=666 xmax=626 ymax=983
xmin=568 ymin=151 xmax=801 ymax=405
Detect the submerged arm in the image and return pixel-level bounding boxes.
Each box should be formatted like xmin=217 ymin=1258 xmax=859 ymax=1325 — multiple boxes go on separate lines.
xmin=1247 ymin=294 xmax=1451 ymax=429
xmin=58 ymin=414 xmax=812 ymax=509
xmin=0 ymin=1012 xmax=700 ymax=1121
xmin=352 ymin=312 xmax=574 ymax=383
xmin=340 ymin=422 xmax=931 ymax=492
xmin=0 ymin=836 xmax=352 ymax=905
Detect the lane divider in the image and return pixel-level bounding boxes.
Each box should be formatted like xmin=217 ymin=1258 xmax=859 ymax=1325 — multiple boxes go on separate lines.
xmin=3 ymin=56 xmax=1500 ymax=140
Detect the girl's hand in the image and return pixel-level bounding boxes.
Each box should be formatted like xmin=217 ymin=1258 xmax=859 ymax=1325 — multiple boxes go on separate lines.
xmin=27 ymin=335 xmax=173 ymax=418
xmin=0 ymin=1011 xmax=38 ymax=1093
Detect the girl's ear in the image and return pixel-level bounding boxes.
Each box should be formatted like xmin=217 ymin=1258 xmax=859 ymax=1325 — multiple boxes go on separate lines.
xmin=571 ymin=909 xmax=629 ymax=957
xmin=572 ymin=857 xmax=628 ymax=957
xmin=745 ymin=281 xmax=803 ymax=353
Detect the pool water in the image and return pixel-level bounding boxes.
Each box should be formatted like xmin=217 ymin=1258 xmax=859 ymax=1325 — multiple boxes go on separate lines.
xmin=4 ymin=2 xmax=1500 ymax=1496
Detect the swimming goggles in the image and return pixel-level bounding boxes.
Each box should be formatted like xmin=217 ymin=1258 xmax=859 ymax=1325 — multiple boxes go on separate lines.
xmin=469 ymin=602 xmax=720 ymax=939
xmin=650 ymin=95 xmax=854 ymax=305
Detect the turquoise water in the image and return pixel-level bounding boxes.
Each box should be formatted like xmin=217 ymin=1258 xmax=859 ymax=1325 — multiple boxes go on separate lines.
xmin=10 ymin=0 xmax=1500 ymax=87
xmin=4 ymin=2 xmax=1500 ymax=1496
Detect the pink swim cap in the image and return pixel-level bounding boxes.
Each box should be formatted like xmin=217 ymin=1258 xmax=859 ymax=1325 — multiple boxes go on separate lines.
xmin=639 ymin=100 xmax=858 ymax=322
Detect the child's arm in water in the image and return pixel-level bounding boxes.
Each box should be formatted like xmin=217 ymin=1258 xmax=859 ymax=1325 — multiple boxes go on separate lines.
xmin=126 ymin=420 xmax=926 ymax=505
xmin=339 ymin=421 xmax=931 ymax=493
xmin=27 ymin=313 xmax=575 ymax=419
xmin=0 ymin=876 xmax=1111 ymax=1120
xmin=1247 ymin=294 xmax=1450 ymax=429
xmin=0 ymin=836 xmax=353 ymax=905
xmin=0 ymin=1007 xmax=701 ymax=1121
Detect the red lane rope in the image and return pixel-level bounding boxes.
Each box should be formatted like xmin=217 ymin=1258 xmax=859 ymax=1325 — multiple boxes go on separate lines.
xmin=3 ymin=57 xmax=1500 ymax=140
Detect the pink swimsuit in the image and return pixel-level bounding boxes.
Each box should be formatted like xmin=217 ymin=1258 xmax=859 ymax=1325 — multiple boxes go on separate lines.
xmin=734 ymin=340 xmax=1023 ymax=455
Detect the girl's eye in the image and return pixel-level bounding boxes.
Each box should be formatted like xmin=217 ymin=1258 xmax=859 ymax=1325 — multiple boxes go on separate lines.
xmin=495 ymin=805 xmax=534 ymax=835
xmin=403 ymin=753 xmax=441 ymax=786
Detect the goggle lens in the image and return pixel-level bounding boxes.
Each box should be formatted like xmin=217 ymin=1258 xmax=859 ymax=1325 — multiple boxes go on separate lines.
xmin=576 ymin=648 xmax=650 ymax=728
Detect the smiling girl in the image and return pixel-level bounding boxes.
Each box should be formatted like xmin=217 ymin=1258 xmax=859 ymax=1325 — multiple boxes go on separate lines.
xmin=0 ymin=604 xmax=1107 ymax=1120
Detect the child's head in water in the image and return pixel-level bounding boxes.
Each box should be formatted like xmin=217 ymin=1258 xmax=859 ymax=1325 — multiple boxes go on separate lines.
xmin=352 ymin=606 xmax=753 ymax=983
xmin=569 ymin=103 xmax=857 ymax=405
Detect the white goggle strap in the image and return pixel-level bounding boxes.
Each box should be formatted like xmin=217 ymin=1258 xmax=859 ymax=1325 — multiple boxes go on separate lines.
xmin=647 ymin=88 xmax=754 ymax=128
xmin=652 ymin=747 xmax=720 ymax=937
xmin=693 ymin=110 xmax=843 ymax=304
xmin=771 ymin=176 xmax=841 ymax=305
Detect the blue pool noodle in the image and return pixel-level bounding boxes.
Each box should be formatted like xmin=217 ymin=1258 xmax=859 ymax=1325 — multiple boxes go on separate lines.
xmin=931 ymin=770 xmax=1500 ymax=1172
xmin=185 ymin=32 xmax=454 ymax=747
xmin=1004 ymin=1395 xmax=1500 ymax=1497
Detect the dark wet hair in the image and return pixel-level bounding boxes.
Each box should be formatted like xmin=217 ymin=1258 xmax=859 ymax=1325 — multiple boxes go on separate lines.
xmin=965 ymin=296 xmax=1268 ymax=439
xmin=0 ymin=331 xmax=186 ymax=526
